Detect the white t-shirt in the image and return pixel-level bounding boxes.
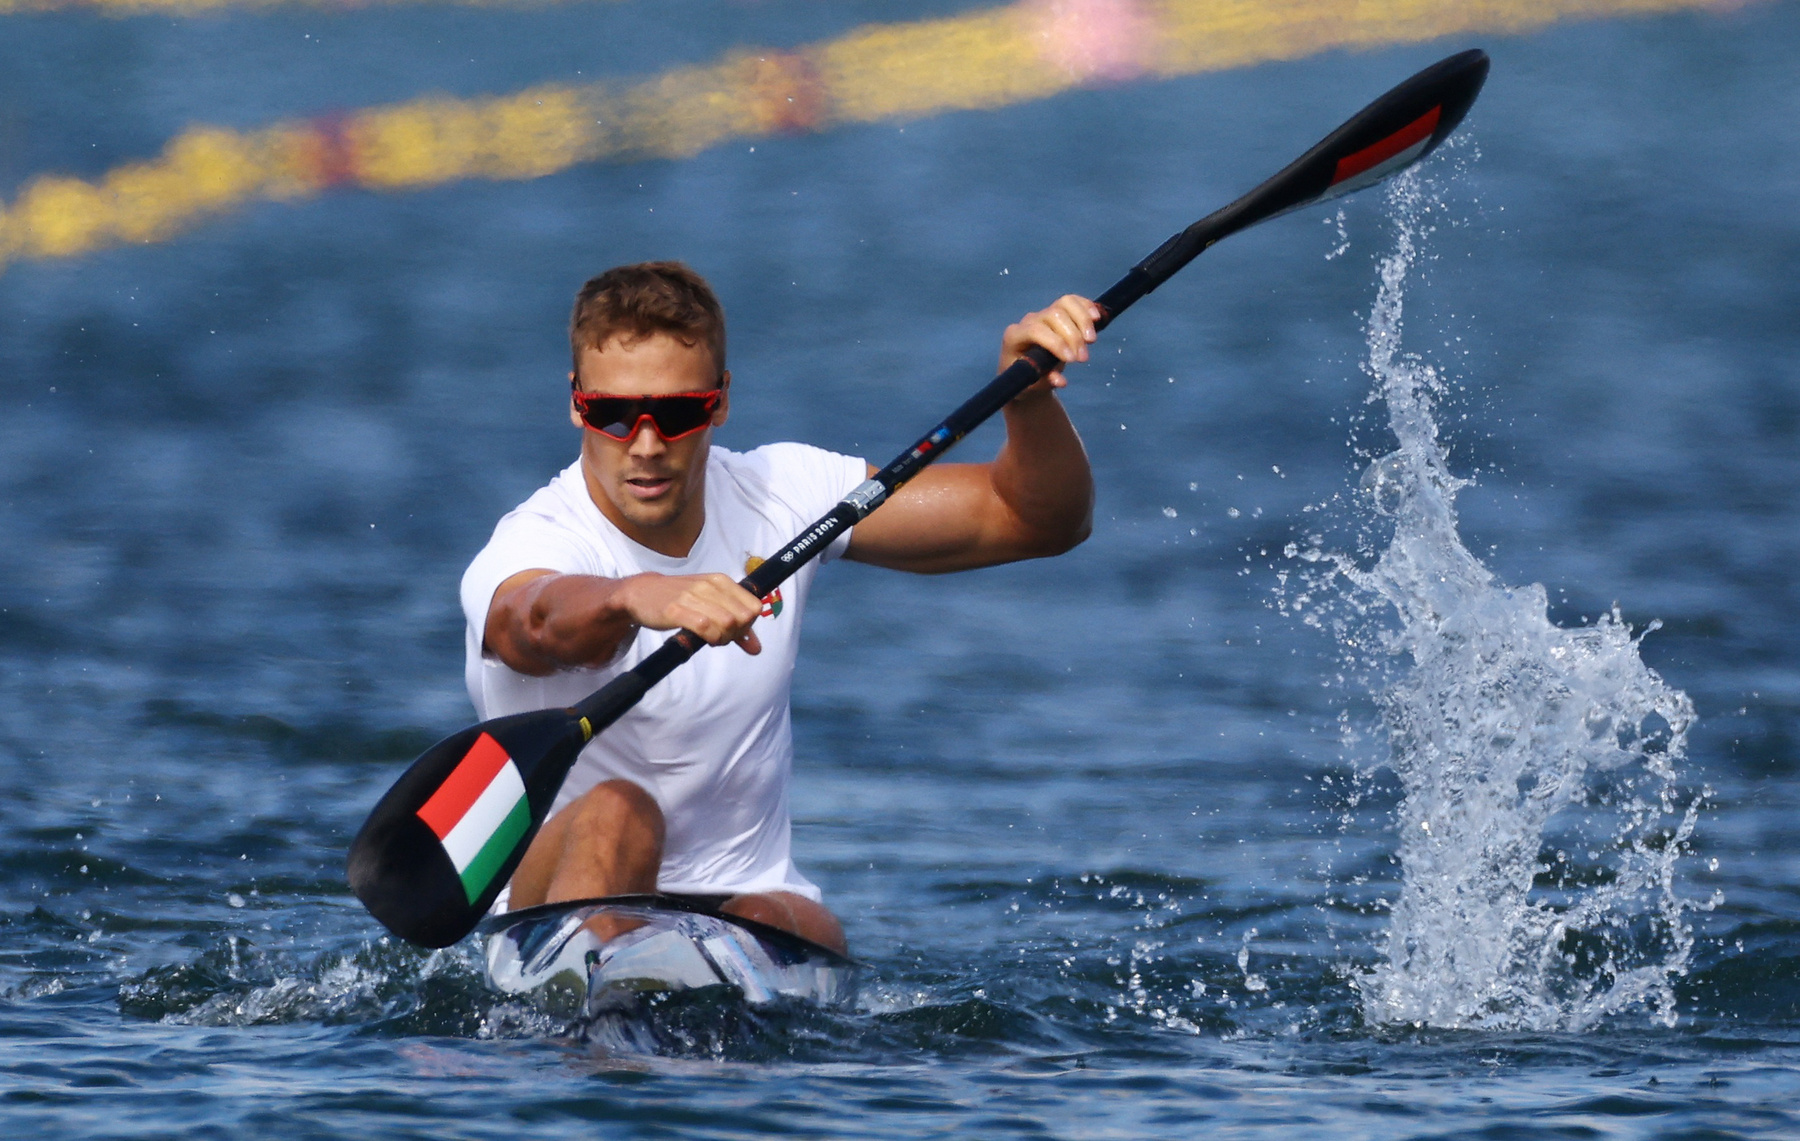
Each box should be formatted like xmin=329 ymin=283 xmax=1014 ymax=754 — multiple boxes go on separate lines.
xmin=460 ymin=442 xmax=867 ymax=903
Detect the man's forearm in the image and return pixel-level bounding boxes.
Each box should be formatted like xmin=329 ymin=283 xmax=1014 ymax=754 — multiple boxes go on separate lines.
xmin=487 ymin=573 xmax=641 ymax=677
xmin=990 ymin=389 xmax=1094 ymax=555
xmin=486 ymin=569 xmax=768 ymax=674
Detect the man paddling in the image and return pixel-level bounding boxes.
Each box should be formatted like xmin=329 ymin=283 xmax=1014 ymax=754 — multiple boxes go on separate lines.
xmin=461 ymin=262 xmax=1096 ymax=954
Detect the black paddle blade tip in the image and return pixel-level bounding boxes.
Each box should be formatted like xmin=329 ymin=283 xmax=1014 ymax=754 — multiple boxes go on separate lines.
xmin=1416 ymin=48 xmax=1490 ymax=148
xmin=347 ymin=807 xmax=473 ymax=949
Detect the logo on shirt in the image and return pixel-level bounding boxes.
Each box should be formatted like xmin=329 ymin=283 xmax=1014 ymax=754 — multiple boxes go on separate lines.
xmin=744 ymin=556 xmax=783 ymax=619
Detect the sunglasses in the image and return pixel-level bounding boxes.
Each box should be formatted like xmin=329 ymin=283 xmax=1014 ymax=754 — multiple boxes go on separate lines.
xmin=570 ymin=382 xmax=722 ymax=442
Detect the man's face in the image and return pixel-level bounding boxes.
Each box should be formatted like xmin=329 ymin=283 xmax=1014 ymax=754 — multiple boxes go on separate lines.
xmin=570 ymin=332 xmax=729 ymax=547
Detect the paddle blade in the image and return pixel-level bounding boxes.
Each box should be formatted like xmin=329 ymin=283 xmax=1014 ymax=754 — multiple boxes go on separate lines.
xmin=347 ymin=708 xmax=585 ymax=948
xmin=1136 ymin=49 xmax=1489 ymax=287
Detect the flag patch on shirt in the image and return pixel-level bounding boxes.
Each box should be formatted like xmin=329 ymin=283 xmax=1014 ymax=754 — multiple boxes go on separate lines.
xmin=416 ymin=732 xmax=530 ymax=904
xmin=745 ymin=555 xmax=784 ymax=618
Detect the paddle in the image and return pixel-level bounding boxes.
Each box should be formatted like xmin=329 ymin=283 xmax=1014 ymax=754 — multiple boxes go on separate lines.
xmin=349 ymin=48 xmax=1490 ymax=948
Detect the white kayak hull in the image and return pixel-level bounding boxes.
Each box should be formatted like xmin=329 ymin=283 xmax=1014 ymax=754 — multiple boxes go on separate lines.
xmin=477 ymin=894 xmax=858 ymax=1014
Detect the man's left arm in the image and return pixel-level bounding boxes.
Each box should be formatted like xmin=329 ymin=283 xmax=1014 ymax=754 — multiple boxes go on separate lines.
xmin=846 ymin=295 xmax=1097 ymax=574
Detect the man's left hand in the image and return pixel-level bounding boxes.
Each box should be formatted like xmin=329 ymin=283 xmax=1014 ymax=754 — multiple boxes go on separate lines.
xmin=1000 ymin=294 xmax=1101 ymax=400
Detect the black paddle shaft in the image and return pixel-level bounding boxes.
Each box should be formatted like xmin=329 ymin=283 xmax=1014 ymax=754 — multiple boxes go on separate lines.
xmin=348 ymin=48 xmax=1488 ymax=948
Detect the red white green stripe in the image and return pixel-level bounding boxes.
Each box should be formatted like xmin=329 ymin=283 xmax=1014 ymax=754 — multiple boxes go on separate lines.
xmin=416 ymin=732 xmax=530 ymax=904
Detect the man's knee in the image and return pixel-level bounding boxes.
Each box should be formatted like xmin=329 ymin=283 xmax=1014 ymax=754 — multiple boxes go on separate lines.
xmin=723 ymin=892 xmax=847 ymax=955
xmin=569 ymin=779 xmax=665 ymax=849
xmin=722 ymin=892 xmax=793 ymax=931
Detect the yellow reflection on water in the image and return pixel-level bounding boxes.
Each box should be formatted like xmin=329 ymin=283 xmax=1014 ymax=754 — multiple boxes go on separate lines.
xmin=0 ymin=0 xmax=1734 ymax=272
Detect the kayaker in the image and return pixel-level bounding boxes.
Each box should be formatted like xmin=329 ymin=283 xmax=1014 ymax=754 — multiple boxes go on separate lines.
xmin=462 ymin=261 xmax=1095 ymax=954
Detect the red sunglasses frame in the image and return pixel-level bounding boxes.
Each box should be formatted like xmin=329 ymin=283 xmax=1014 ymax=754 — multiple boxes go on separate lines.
xmin=569 ymin=383 xmax=723 ymax=442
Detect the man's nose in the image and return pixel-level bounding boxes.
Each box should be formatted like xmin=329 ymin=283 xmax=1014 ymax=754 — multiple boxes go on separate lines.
xmin=627 ymin=416 xmax=666 ymax=454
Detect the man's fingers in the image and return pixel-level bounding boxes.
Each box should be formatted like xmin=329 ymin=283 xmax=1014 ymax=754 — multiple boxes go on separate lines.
xmin=1016 ymin=315 xmax=1069 ymax=364
xmin=686 ymin=574 xmax=763 ymax=646
xmin=1053 ymin=296 xmax=1099 ymax=348
xmin=735 ymin=627 xmax=763 ymax=656
xmin=1024 ymin=297 xmax=1098 ymax=362
xmin=620 ymin=571 xmax=769 ymax=648
xmin=1049 ymin=310 xmax=1088 ymax=362
xmin=706 ymin=575 xmax=765 ymax=626
xmin=642 ymin=575 xmax=760 ymax=646
xmin=1000 ymin=294 xmax=1098 ymax=391
xmin=681 ymin=607 xmax=758 ymax=647
xmin=1075 ymin=297 xmax=1101 ymax=341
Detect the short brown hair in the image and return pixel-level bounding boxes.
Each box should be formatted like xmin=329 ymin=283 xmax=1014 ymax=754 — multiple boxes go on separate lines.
xmin=569 ymin=261 xmax=726 ymax=383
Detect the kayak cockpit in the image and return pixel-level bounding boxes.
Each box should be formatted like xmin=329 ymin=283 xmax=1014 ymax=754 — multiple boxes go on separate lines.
xmin=477 ymin=894 xmax=859 ymax=1015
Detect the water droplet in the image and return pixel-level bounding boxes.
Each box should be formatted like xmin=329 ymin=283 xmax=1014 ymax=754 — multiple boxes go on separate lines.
xmin=1359 ymin=450 xmax=1409 ymax=516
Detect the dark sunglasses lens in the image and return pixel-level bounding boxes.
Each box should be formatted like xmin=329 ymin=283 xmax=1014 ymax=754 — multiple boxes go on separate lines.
xmin=578 ymin=398 xmax=642 ymax=438
xmin=647 ymin=398 xmax=713 ymax=438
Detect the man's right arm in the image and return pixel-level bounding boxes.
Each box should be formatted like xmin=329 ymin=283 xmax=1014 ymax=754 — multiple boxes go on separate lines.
xmin=484 ymin=570 xmax=768 ymax=677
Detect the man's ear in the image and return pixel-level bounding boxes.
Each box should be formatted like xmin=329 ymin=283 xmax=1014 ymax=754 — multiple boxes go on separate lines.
xmin=568 ymin=370 xmax=584 ymax=430
xmin=713 ymin=370 xmax=731 ymax=427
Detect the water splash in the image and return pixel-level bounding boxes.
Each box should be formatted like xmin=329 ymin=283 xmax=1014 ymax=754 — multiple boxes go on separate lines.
xmin=115 ymin=934 xmax=546 ymax=1037
xmin=1282 ymin=170 xmax=1705 ymax=1031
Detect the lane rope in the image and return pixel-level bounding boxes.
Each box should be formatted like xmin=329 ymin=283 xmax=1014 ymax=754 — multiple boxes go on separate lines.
xmin=0 ymin=0 xmax=1734 ymax=273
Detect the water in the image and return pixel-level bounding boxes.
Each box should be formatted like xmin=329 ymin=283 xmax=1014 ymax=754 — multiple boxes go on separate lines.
xmin=6 ymin=3 xmax=1800 ymax=1138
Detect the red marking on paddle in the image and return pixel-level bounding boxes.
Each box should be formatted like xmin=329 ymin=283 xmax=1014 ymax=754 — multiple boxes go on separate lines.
xmin=1331 ymin=105 xmax=1440 ymax=186
xmin=417 ymin=733 xmax=511 ymax=839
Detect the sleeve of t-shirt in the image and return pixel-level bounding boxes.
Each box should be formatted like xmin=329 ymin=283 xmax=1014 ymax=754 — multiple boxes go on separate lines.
xmin=748 ymin=442 xmax=869 ymax=563
xmin=459 ymin=506 xmax=607 ymax=658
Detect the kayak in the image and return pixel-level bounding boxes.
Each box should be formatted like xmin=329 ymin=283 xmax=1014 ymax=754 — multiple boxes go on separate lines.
xmin=477 ymin=893 xmax=859 ymax=1014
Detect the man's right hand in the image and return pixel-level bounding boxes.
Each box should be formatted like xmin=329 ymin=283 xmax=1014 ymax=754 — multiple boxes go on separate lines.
xmin=485 ymin=569 xmax=763 ymax=677
xmin=616 ymin=572 xmax=764 ymax=655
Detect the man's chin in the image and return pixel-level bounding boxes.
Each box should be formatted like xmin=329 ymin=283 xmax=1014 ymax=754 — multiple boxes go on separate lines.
xmin=612 ymin=491 xmax=684 ymax=531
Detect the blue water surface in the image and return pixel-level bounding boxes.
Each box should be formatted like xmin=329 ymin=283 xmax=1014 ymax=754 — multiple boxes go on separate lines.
xmin=3 ymin=2 xmax=1800 ymax=1137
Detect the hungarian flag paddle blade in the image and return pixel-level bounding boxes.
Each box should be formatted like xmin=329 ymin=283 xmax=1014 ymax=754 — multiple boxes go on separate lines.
xmin=347 ymin=709 xmax=584 ymax=947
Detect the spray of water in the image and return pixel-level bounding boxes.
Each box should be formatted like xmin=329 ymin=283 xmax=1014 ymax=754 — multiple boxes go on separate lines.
xmin=1282 ymin=170 xmax=1705 ymax=1031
